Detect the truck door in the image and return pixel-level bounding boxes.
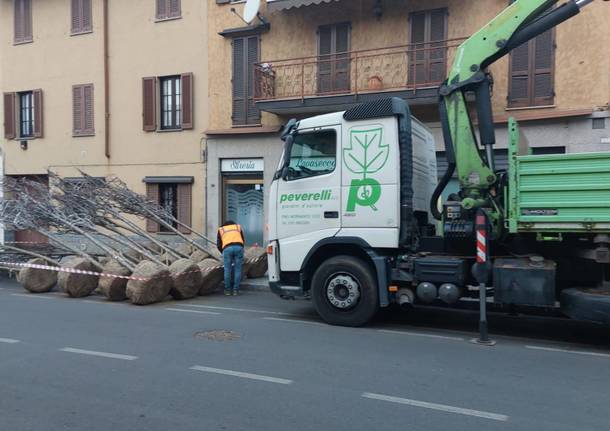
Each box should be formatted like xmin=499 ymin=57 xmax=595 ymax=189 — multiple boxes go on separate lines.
xmin=275 ymin=126 xmax=341 ymax=272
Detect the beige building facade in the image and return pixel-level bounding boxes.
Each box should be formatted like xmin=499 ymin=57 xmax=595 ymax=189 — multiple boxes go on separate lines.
xmin=1 ymin=0 xmax=209 ymax=241
xmin=2 ymin=0 xmax=609 ymax=245
xmin=205 ymin=0 xmax=610 ymax=242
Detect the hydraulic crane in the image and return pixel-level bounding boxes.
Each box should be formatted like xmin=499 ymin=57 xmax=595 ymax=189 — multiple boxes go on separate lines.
xmin=433 ymin=0 xmax=599 ymax=237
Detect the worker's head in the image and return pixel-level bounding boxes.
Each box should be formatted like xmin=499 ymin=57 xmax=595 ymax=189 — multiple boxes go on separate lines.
xmin=222 ymin=220 xmax=236 ymax=226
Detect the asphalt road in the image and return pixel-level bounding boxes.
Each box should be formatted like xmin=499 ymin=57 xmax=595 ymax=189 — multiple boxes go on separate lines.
xmin=1 ymin=276 xmax=610 ymax=431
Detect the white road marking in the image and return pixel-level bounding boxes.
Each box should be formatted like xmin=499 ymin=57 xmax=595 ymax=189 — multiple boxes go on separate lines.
xmin=59 ymin=347 xmax=138 ymax=361
xmin=362 ymin=392 xmax=509 ymax=422
xmin=378 ymin=329 xmax=464 ymax=341
xmin=11 ymin=293 xmax=55 ymax=299
xmin=180 ymin=304 xmax=292 ymax=316
xmin=165 ymin=308 xmax=221 ymax=315
xmin=0 ymin=338 xmax=21 ymax=344
xmin=262 ymin=317 xmax=325 ymax=326
xmin=190 ymin=365 xmax=293 ymax=385
xmin=525 ymin=345 xmax=610 ymax=358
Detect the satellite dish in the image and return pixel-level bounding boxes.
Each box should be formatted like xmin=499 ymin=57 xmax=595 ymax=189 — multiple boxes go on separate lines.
xmin=243 ymin=0 xmax=262 ymax=24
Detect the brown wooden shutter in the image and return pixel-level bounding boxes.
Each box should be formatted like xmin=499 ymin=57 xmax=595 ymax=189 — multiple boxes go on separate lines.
xmin=180 ymin=72 xmax=193 ymax=129
xmin=533 ymin=29 xmax=554 ymax=105
xmin=82 ymin=0 xmax=92 ymax=33
xmin=177 ymin=183 xmax=192 ymax=234
xmin=169 ymin=0 xmax=181 ymax=18
xmin=33 ymin=89 xmax=43 ymax=138
xmin=83 ymin=84 xmax=94 ymax=134
xmin=232 ymin=38 xmax=246 ymax=125
xmin=14 ymin=0 xmax=32 ymax=43
xmin=317 ymin=26 xmax=333 ymax=93
xmin=142 ymin=77 xmax=157 ymax=131
xmin=409 ymin=12 xmax=426 ymax=84
xmin=71 ymin=0 xmax=81 ymax=33
xmin=409 ymin=9 xmax=446 ymax=85
xmin=146 ymin=183 xmax=160 ymax=232
xmin=246 ymin=36 xmax=260 ymax=125
xmin=508 ymin=41 xmax=530 ymax=107
xmin=3 ymin=92 xmax=16 ymax=140
xmin=156 ymin=0 xmax=167 ymax=19
xmin=428 ymin=9 xmax=447 ymax=83
xmin=72 ymin=85 xmax=83 ymax=135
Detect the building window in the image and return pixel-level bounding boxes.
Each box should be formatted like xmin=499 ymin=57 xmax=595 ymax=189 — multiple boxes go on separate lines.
xmin=232 ymin=36 xmax=260 ymax=126
xmin=408 ymin=9 xmax=447 ymax=85
xmin=158 ymin=183 xmax=178 ymax=231
xmin=508 ymin=30 xmax=555 ymax=108
xmin=19 ymin=92 xmax=34 ymax=138
xmin=142 ymin=74 xmax=193 ymax=131
xmin=317 ymin=23 xmax=351 ymax=94
xmin=4 ymin=90 xmax=43 ymax=140
xmin=145 ymin=179 xmax=193 ymax=233
xmin=14 ymin=0 xmax=33 ymax=44
xmin=71 ymin=0 xmax=92 ymax=35
xmin=286 ymin=130 xmax=337 ymax=181
xmin=156 ymin=0 xmax=181 ymax=20
xmin=160 ymin=76 xmax=181 ymax=130
xmin=73 ymin=84 xmax=94 ymax=136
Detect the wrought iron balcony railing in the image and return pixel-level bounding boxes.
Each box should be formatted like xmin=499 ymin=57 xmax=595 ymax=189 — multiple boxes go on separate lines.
xmin=254 ymin=38 xmax=467 ymax=102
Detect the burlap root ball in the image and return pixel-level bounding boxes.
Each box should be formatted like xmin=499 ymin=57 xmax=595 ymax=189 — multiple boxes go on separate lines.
xmin=190 ymin=249 xmax=210 ymax=262
xmin=169 ymin=259 xmax=203 ymax=300
xmin=57 ymin=257 xmax=100 ymax=298
xmin=17 ymin=258 xmax=57 ymax=293
xmin=245 ymin=247 xmax=268 ymax=278
xmin=159 ymin=253 xmax=177 ymax=266
xmin=143 ymin=240 xmax=163 ymax=254
xmin=97 ymin=260 xmax=132 ymax=301
xmin=126 ymin=260 xmax=172 ymax=305
xmin=198 ymin=258 xmax=224 ymax=295
xmin=124 ymin=248 xmax=143 ymax=263
xmin=207 ymin=248 xmax=223 ymax=262
xmin=174 ymin=243 xmax=193 ymax=257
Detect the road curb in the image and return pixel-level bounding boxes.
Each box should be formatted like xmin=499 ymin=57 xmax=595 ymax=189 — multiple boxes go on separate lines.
xmin=240 ymin=280 xmax=269 ymax=292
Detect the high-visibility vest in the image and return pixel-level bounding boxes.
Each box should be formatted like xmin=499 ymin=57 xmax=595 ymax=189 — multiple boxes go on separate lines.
xmin=219 ymin=224 xmax=244 ymax=249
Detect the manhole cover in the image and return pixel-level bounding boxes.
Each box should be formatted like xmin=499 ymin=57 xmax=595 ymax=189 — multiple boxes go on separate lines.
xmin=194 ymin=330 xmax=240 ymax=341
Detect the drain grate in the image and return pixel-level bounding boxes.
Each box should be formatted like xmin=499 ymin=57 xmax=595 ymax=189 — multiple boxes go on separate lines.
xmin=194 ymin=330 xmax=240 ymax=341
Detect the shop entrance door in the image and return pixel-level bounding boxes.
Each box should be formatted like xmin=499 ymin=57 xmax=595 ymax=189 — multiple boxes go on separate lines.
xmin=223 ymin=177 xmax=265 ymax=247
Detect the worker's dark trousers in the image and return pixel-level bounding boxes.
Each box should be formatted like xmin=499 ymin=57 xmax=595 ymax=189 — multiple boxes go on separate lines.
xmin=223 ymin=245 xmax=244 ymax=291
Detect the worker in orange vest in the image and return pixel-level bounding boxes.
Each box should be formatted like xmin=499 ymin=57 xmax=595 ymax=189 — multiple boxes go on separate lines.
xmin=216 ymin=220 xmax=246 ymax=296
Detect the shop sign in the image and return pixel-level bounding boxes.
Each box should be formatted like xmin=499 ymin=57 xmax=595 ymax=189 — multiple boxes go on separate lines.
xmin=221 ymin=158 xmax=264 ymax=172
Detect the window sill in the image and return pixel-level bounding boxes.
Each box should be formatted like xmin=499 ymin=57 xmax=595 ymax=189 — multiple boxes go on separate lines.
xmin=70 ymin=30 xmax=93 ymax=37
xmin=73 ymin=132 xmax=95 ymax=137
xmin=505 ymin=105 xmax=556 ymax=111
xmin=154 ymin=16 xmax=182 ymax=23
xmin=156 ymin=128 xmax=183 ymax=133
xmin=13 ymin=39 xmax=33 ymax=46
xmin=15 ymin=136 xmax=37 ymax=142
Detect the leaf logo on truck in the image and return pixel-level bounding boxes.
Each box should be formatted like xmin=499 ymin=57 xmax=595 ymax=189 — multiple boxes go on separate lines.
xmin=343 ymin=127 xmax=387 ymax=212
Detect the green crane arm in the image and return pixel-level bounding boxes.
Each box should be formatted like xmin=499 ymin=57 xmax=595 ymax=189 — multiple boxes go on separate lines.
xmin=433 ymin=0 xmax=595 ymax=223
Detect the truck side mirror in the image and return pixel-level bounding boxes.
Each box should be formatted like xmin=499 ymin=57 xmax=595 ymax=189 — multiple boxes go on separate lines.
xmin=281 ymin=166 xmax=290 ymax=181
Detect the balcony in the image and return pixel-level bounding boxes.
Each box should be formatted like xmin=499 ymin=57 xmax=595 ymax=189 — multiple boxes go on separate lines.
xmin=254 ymin=38 xmax=466 ymax=116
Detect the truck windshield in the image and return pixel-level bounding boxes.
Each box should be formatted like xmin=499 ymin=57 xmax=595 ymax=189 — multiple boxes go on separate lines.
xmin=285 ymin=129 xmax=337 ymax=181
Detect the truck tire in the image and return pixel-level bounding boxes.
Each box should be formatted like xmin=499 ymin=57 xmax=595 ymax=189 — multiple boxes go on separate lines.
xmin=311 ymin=255 xmax=379 ymax=327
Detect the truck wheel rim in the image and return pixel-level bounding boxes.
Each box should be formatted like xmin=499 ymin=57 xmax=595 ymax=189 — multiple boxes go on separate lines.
xmin=325 ymin=273 xmax=360 ymax=310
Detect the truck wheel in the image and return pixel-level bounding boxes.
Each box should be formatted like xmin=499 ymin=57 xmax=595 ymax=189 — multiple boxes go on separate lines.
xmin=311 ymin=255 xmax=379 ymax=327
